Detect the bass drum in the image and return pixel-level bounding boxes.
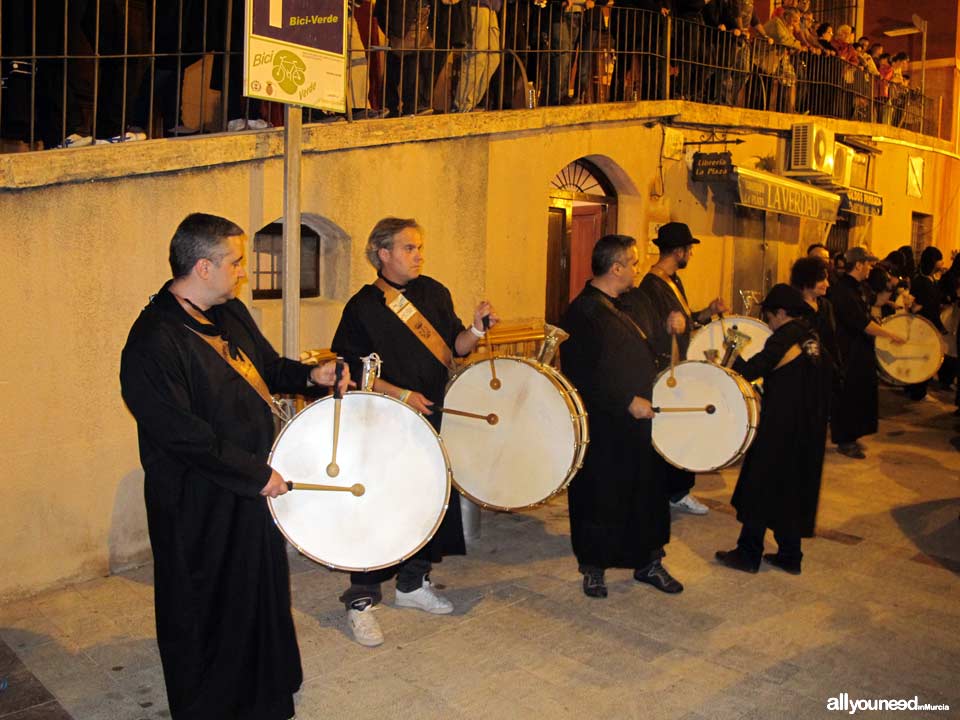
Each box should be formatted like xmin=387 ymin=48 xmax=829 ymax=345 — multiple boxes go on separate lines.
xmin=268 ymin=392 xmax=451 ymax=571
xmin=442 ymin=357 xmax=588 ymax=511
xmin=687 ymin=315 xmax=772 ymax=363
xmin=940 ymin=305 xmax=958 ymax=358
xmin=651 ymin=361 xmax=760 ymax=473
xmin=875 ymin=313 xmax=944 ymax=386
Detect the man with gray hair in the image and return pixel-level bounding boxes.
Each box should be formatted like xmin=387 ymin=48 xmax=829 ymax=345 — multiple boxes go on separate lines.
xmin=121 ymin=212 xmax=348 ymax=719
xmin=331 ymin=216 xmax=499 ymax=647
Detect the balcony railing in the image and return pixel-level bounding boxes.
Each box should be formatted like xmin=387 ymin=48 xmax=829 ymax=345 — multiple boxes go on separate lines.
xmin=0 ymin=1 xmax=940 ymax=152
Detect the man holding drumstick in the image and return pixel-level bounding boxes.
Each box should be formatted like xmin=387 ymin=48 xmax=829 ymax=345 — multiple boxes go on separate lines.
xmin=561 ymin=234 xmax=686 ymax=599
xmin=622 ymin=222 xmax=727 ymax=516
xmin=331 ymin=216 xmax=498 ymax=647
xmin=120 ymin=213 xmax=348 ymax=720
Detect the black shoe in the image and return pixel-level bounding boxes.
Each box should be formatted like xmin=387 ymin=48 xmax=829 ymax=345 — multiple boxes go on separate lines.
xmin=715 ymin=548 xmax=760 ymax=574
xmin=837 ymin=443 xmax=866 ymax=459
xmin=763 ymin=553 xmax=802 ymax=575
xmin=633 ymin=561 xmax=683 ymax=593
xmin=582 ymin=570 xmax=607 ymax=598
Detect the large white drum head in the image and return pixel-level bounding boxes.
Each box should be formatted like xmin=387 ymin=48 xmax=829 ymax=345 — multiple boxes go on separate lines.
xmin=652 ymin=361 xmax=758 ymax=473
xmin=941 ymin=306 xmax=958 ymax=358
xmin=268 ymin=392 xmax=450 ymax=571
xmin=443 ymin=358 xmax=581 ymax=510
xmin=876 ymin=314 xmax=944 ymax=385
xmin=688 ymin=316 xmax=772 ymax=363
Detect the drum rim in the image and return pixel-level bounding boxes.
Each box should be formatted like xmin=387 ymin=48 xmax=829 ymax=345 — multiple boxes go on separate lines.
xmin=267 ymin=390 xmax=453 ymax=572
xmin=877 ymin=313 xmax=945 ymax=385
xmin=444 ymin=355 xmax=589 ymax=511
xmin=650 ymin=360 xmax=758 ymax=472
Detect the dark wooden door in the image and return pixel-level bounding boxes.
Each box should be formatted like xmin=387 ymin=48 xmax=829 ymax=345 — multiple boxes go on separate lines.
xmin=545 ymin=206 xmax=569 ymax=325
xmin=569 ymin=205 xmax=604 ymax=300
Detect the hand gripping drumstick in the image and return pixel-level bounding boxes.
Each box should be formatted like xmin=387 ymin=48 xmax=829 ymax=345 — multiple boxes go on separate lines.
xmin=483 ymin=315 xmax=501 ymax=390
xmin=286 ymin=481 xmax=366 ymax=496
xmin=653 ymin=405 xmax=717 ymax=414
xmin=434 ymin=406 xmax=500 ymax=425
xmin=326 ymin=360 xmax=345 ymax=478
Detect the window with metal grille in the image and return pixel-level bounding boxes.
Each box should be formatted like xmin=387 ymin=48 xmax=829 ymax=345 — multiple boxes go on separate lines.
xmin=252 ymin=223 xmax=320 ymax=299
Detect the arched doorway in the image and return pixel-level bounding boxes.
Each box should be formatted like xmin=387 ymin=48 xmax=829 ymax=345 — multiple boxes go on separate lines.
xmin=545 ymin=158 xmax=618 ymax=324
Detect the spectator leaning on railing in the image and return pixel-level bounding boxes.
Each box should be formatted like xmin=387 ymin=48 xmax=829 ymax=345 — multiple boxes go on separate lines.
xmin=831 ymin=24 xmax=859 ymax=65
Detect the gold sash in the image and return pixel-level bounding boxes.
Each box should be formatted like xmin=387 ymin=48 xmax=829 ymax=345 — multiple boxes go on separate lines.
xmin=647 ymin=266 xmax=694 ymax=318
xmin=597 ymin=293 xmax=648 ymax=341
xmin=374 ymin=278 xmax=455 ymax=370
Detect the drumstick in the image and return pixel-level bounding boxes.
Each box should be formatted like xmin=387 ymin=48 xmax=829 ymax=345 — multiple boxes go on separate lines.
xmin=435 ymin=406 xmax=500 ymax=425
xmin=286 ymin=481 xmax=365 ymax=496
xmin=326 ymin=360 xmax=344 ymax=478
xmin=653 ymin=405 xmax=717 ymax=414
xmin=483 ymin=315 xmax=502 ymax=390
xmin=667 ymin=334 xmax=679 ymax=387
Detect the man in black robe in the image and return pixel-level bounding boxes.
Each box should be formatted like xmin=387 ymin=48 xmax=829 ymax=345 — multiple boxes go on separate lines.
xmin=561 ymin=234 xmax=685 ymax=599
xmin=120 ymin=213 xmax=348 ymax=720
xmin=830 ymin=246 xmax=905 ymax=459
xmin=906 ymin=246 xmax=946 ymax=400
xmin=622 ymin=222 xmax=726 ymax=517
xmin=715 ymin=284 xmax=831 ymax=575
xmin=331 ymin=216 xmax=498 ymax=646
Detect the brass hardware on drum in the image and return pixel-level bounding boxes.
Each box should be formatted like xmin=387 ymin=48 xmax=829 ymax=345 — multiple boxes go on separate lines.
xmin=286 ymin=481 xmax=366 ymax=496
xmin=436 ymin=406 xmax=499 ymax=425
xmin=653 ymin=404 xmax=717 ymax=414
xmin=326 ymin=360 xmax=345 ymax=478
xmin=721 ymin=325 xmax=751 ymax=367
xmin=537 ymin=324 xmax=570 ymax=365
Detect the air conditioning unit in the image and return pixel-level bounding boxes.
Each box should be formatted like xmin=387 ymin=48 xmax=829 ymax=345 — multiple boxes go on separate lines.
xmin=787 ymin=123 xmax=835 ymax=176
xmin=832 ymin=143 xmax=855 ymax=187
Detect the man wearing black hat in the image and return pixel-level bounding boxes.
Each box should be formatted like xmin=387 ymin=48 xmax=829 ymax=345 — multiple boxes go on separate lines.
xmin=715 ymin=284 xmax=832 ymax=575
xmin=830 ymin=246 xmax=906 ymax=459
xmin=622 ymin=222 xmax=727 ymax=516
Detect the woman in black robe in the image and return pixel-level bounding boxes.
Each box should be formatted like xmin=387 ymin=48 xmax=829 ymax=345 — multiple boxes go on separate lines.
xmin=715 ymin=284 xmax=831 ymax=575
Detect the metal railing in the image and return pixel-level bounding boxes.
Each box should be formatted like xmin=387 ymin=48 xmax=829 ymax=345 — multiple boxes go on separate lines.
xmin=0 ymin=0 xmax=941 ymax=152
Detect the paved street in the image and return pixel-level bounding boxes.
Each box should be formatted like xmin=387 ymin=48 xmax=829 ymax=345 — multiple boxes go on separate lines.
xmin=1 ymin=387 xmax=958 ymax=720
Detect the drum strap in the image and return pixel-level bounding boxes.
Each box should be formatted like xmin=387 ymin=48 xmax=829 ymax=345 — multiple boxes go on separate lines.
xmin=774 ymin=343 xmax=802 ymax=370
xmin=374 ymin=278 xmax=456 ymax=370
xmin=647 ymin=267 xmax=694 ymax=318
xmin=186 ymin=327 xmax=289 ymax=421
xmin=597 ymin=294 xmax=648 ymax=341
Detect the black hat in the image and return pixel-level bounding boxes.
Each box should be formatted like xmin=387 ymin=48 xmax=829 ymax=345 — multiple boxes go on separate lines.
xmin=844 ymin=246 xmax=878 ymax=266
xmin=761 ymin=283 xmax=814 ymax=316
xmin=654 ymin=222 xmax=701 ymax=250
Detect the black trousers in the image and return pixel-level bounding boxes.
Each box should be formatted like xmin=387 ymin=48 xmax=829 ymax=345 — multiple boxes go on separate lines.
xmin=737 ymin=523 xmax=802 ymax=566
xmin=340 ymin=552 xmax=432 ymax=609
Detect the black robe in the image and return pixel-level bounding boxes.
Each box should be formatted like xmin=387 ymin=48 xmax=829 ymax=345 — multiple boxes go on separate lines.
xmin=830 ymin=273 xmax=878 ymax=444
xmin=560 ymin=284 xmax=669 ymax=569
xmin=732 ymin=320 xmax=831 ymax=538
xmin=330 ymin=274 xmax=466 ymax=559
xmin=624 ymin=274 xmax=703 ymax=500
xmin=120 ymin=283 xmax=308 ymax=720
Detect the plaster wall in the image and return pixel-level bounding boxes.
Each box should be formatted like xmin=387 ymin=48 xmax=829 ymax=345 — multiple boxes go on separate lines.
xmin=0 ymin=104 xmax=957 ymax=599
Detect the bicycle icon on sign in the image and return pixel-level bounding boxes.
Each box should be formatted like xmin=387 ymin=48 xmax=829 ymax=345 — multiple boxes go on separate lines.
xmin=272 ymin=50 xmax=307 ymax=94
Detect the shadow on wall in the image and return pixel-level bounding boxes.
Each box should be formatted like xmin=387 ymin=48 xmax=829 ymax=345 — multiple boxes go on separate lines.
xmin=108 ymin=469 xmax=152 ymax=574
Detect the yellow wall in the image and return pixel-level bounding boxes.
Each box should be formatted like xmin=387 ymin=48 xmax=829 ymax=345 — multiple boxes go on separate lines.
xmin=0 ymin=103 xmax=957 ymax=599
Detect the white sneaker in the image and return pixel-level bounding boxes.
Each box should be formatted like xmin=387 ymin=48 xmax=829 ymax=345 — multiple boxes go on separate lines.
xmin=395 ymin=579 xmax=454 ymax=614
xmin=670 ymin=494 xmax=709 ymax=515
xmin=347 ymin=604 xmax=384 ymax=647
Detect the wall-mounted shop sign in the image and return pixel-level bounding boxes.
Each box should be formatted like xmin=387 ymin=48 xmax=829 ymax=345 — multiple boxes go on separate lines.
xmin=245 ymin=0 xmax=347 ymax=113
xmin=692 ymin=152 xmax=734 ymax=181
xmin=734 ymin=167 xmax=840 ymax=222
xmin=839 ymin=188 xmax=883 ymax=217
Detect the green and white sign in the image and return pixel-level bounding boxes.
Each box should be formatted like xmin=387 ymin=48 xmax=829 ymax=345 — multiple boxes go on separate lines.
xmin=245 ymin=0 xmax=347 ymax=113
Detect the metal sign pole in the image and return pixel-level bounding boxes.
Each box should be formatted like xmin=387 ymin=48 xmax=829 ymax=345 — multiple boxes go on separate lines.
xmin=282 ymin=105 xmax=302 ymax=361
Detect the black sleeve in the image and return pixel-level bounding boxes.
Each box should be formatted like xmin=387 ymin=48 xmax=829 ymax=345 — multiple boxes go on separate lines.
xmin=732 ymin=323 xmax=803 ymax=382
xmin=331 ymin=295 xmax=374 ymax=390
xmin=438 ymin=284 xmax=469 ymax=357
xmin=831 ymin=284 xmax=871 ymax=334
xmin=911 ymin=276 xmax=947 ymax=333
xmin=120 ymin=328 xmax=271 ymax=497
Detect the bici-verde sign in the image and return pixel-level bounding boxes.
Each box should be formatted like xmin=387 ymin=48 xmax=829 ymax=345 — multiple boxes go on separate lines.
xmin=245 ymin=0 xmax=347 ymax=112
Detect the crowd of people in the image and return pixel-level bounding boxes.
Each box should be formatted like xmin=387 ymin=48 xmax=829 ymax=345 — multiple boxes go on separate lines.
xmin=120 ymin=212 xmax=953 ymax=719
xmin=0 ymin=0 xmax=930 ymax=149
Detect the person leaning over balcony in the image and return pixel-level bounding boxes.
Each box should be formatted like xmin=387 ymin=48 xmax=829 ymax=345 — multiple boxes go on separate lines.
xmin=560 ymin=234 xmax=686 ymax=598
xmin=815 ymin=23 xmax=836 ymax=56
xmin=548 ymin=0 xmax=590 ymax=105
xmin=120 ymin=214 xmax=350 ymax=720
xmin=376 ymin=0 xmax=437 ymax=116
xmin=330 ymin=217 xmax=498 ymax=647
xmin=454 ymin=0 xmax=503 ymax=111
xmin=715 ymin=284 xmax=831 ymax=576
xmin=830 ymin=24 xmax=859 ymax=65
